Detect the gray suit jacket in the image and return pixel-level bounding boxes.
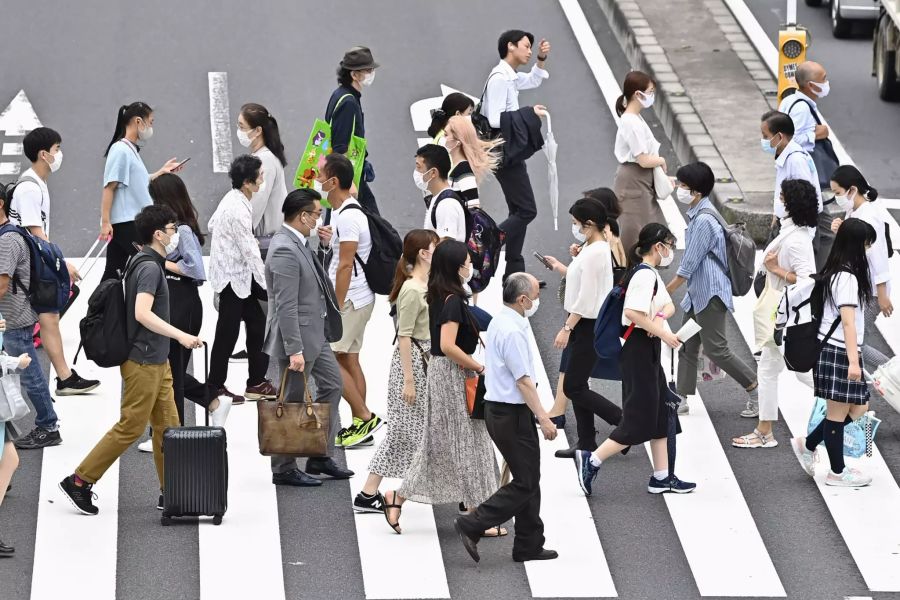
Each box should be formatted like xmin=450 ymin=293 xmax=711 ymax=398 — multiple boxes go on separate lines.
xmin=263 ymin=226 xmax=342 ymax=360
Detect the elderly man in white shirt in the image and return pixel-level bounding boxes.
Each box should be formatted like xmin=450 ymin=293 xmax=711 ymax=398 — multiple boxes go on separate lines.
xmin=480 ymin=29 xmax=550 ymax=282
xmin=454 ymin=273 xmax=557 ymax=564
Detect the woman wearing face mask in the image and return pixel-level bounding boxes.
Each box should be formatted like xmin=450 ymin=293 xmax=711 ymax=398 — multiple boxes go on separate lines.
xmin=100 ymin=102 xmax=183 ymax=281
xmin=828 ymin=165 xmax=894 ymax=372
xmin=666 ymin=162 xmax=760 ymax=418
xmin=427 ymin=93 xmax=475 ymax=145
xmin=149 ymin=174 xmax=232 ymax=432
xmin=236 ymin=103 xmax=289 ymax=248
xmin=574 ymin=223 xmax=696 ymax=496
xmin=733 ymin=179 xmax=817 ymax=449
xmin=444 ymin=115 xmax=502 ymax=211
xmin=384 ymin=240 xmax=502 ymax=537
xmin=541 ymin=199 xmax=622 ymax=452
xmin=206 ymin=155 xmax=274 ymax=407
xmin=353 ymin=229 xmax=439 ymax=514
xmin=613 ymin=71 xmax=668 ymax=252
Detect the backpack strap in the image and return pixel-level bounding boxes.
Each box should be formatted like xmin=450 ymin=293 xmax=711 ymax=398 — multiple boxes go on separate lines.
xmin=696 ymin=207 xmax=731 ymax=274
xmin=430 ymin=189 xmax=466 ymax=229
xmin=336 ymin=202 xmax=367 ymax=275
xmin=621 ymin=263 xmax=659 ymax=341
xmin=787 ymin=97 xmax=822 ymax=126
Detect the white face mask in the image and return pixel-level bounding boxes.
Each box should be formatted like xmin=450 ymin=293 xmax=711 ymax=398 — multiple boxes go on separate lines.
xmin=523 ymin=296 xmax=540 ymax=318
xmin=46 ymin=150 xmax=63 ymax=173
xmin=572 ymin=223 xmax=587 ymax=243
xmin=637 ymin=90 xmax=655 ymax=108
xmin=675 ymin=187 xmax=694 ymax=204
xmin=413 ymin=168 xmax=432 ymax=192
xmin=138 ymin=122 xmax=153 ymax=141
xmin=236 ymin=127 xmax=254 ymax=148
xmin=302 ymin=213 xmax=321 ymax=238
xmin=834 ymin=189 xmax=855 ymax=211
xmin=164 ymin=230 xmax=180 ymax=255
xmin=361 ymin=71 xmax=375 ymax=87
xmin=460 ymin=264 xmax=474 ymax=284
xmin=657 ymin=244 xmax=674 ymax=267
xmin=774 ymin=202 xmax=787 ymax=220
xmin=810 ymin=80 xmax=830 ymax=98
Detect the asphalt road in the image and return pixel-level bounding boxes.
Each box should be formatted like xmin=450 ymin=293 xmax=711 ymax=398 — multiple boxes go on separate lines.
xmin=1 ymin=1 xmax=899 ymax=599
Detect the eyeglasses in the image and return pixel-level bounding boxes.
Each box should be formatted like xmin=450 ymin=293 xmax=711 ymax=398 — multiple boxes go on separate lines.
xmin=304 ymin=210 xmax=323 ymax=219
xmin=162 ymin=224 xmax=177 ymax=234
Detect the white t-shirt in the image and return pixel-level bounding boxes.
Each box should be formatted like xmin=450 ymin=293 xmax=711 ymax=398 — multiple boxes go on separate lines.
xmin=424 ymin=188 xmax=467 ymax=242
xmin=564 ymin=240 xmax=613 ymax=319
xmin=846 ymin=201 xmax=892 ymax=295
xmin=819 ymin=271 xmax=865 ymax=348
xmin=328 ymin=199 xmax=375 ymax=309
xmin=614 ymin=113 xmax=661 ymax=164
xmin=622 ymin=265 xmax=672 ymax=328
xmin=9 ymin=168 xmax=50 ymax=236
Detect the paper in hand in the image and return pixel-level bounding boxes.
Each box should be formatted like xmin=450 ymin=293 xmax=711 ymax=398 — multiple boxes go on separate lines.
xmin=675 ymin=318 xmax=702 ymax=342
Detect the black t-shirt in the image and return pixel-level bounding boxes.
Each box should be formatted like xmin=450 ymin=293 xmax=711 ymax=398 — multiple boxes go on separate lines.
xmin=429 ymin=294 xmax=479 ymax=356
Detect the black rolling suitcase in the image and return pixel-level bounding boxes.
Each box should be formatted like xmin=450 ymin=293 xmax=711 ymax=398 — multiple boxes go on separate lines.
xmin=161 ymin=343 xmax=228 ymax=526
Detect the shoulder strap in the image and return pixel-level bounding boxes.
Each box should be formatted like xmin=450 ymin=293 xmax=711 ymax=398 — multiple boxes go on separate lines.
xmin=430 ymin=189 xmax=465 ymax=228
xmin=787 ymin=97 xmax=822 ymax=126
xmin=478 ymin=71 xmax=503 ymax=105
xmin=331 ymin=93 xmax=358 ymax=137
xmin=15 ymin=174 xmax=43 ymax=196
xmin=696 ymin=208 xmax=731 ymax=273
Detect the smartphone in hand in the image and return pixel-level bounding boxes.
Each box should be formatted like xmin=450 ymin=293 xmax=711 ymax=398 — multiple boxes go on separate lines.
xmin=174 ymin=157 xmax=191 ymax=170
xmin=533 ymin=251 xmax=552 ymax=270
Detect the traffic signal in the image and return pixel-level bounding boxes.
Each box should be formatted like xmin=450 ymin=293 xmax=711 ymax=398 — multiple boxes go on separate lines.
xmin=778 ymin=28 xmax=809 ymax=101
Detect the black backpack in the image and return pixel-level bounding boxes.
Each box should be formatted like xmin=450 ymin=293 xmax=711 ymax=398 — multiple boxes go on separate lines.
xmin=340 ymin=203 xmax=402 ymax=296
xmin=75 ymin=254 xmax=157 ymax=368
xmin=782 ymin=278 xmax=840 ymax=373
xmin=429 ymin=189 xmax=474 ymax=241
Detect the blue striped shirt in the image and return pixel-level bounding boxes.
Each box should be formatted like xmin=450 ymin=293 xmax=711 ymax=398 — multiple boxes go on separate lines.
xmin=677 ymin=198 xmax=733 ymax=313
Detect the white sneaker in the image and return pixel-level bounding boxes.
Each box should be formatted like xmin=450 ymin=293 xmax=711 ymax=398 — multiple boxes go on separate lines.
xmin=137 ymin=439 xmax=153 ymax=453
xmin=210 ymin=394 xmax=233 ymax=427
xmin=791 ymin=437 xmax=818 ymax=477
xmin=826 ymin=469 xmax=873 ymax=487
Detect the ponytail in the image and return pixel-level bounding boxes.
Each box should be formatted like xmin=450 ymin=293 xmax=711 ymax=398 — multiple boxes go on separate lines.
xmin=105 ymin=101 xmax=152 ymax=156
xmin=240 ymin=103 xmax=287 ymax=166
xmin=389 ymin=229 xmax=440 ymax=305
xmin=615 ymin=94 xmax=627 ymax=118
xmin=388 ymin=255 xmax=414 ymax=304
xmin=427 ymin=109 xmax=449 ymax=140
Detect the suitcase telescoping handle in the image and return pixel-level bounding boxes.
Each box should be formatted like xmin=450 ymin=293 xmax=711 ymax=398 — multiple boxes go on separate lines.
xmin=76 ymin=237 xmax=111 ymax=281
xmin=203 ymin=341 xmax=210 ymax=427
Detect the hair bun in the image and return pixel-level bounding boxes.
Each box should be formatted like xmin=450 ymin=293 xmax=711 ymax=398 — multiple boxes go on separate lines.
xmin=430 ymin=108 xmax=447 ymax=120
xmin=866 ymin=186 xmax=879 ymax=201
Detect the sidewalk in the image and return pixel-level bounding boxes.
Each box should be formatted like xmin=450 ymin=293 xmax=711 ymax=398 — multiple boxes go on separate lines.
xmin=590 ymin=0 xmax=782 ymax=241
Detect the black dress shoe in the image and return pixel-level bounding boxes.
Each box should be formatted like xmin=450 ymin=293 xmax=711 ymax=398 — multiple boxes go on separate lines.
xmin=454 ymin=518 xmax=480 ymax=563
xmin=554 ymin=447 xmax=576 ymax=459
xmin=306 ymin=457 xmax=354 ymax=479
xmin=513 ymin=548 xmax=558 ymax=562
xmin=273 ymin=469 xmax=322 ymax=487
xmin=0 ymin=539 xmax=14 ymax=556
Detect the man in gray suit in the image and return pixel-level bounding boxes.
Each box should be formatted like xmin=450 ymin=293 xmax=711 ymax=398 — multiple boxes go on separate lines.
xmin=263 ymin=188 xmax=352 ymax=486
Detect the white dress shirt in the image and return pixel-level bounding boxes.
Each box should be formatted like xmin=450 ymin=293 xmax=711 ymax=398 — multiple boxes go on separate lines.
xmin=482 ymin=60 xmax=549 ymax=129
xmin=846 ymin=201 xmax=892 ymax=295
xmin=564 ymin=240 xmax=614 ymax=319
xmin=774 ymin=139 xmax=823 ymax=213
xmin=778 ymin=91 xmax=819 ymax=153
xmin=484 ymin=306 xmax=535 ymax=405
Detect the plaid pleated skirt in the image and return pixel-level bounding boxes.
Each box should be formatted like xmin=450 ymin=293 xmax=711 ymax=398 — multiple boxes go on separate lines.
xmin=813 ymin=343 xmax=870 ymax=405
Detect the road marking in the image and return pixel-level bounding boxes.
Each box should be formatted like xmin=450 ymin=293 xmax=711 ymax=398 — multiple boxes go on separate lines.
xmin=343 ymin=297 xmax=451 ymax=600
xmin=208 ymin=72 xmax=233 ymax=173
xmin=0 ymin=89 xmax=42 ymax=176
xmin=31 ymin=260 xmax=120 ymax=600
xmin=2 ymin=142 xmax=22 ymax=155
xmin=194 ymin=271 xmax=286 ymax=599
xmin=478 ymin=257 xmax=618 ymax=598
xmin=732 ymin=260 xmax=900 ymax=593
xmin=558 ymin=0 xmax=687 ymax=248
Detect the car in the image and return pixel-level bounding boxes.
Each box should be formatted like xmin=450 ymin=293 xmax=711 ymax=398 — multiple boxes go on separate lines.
xmin=805 ymin=0 xmax=880 ymax=38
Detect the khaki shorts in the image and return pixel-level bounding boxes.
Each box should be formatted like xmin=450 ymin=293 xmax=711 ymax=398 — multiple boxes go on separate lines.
xmin=331 ymin=300 xmax=375 ymax=354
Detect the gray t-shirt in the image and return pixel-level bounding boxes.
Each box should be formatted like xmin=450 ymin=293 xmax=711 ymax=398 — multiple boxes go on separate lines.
xmin=125 ymin=249 xmax=170 ymax=364
xmin=0 ymin=230 xmax=38 ymax=330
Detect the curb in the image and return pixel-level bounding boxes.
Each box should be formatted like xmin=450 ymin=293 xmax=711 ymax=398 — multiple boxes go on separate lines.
xmin=592 ymin=0 xmax=779 ymax=242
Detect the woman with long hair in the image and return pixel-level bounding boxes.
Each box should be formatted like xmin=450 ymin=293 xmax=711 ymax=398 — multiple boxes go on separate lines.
xmin=428 ymin=93 xmax=475 ymax=143
xmin=792 ymin=218 xmax=878 ymax=487
xmin=443 ymin=115 xmax=502 ymax=209
xmin=613 ymin=72 xmax=668 ymax=251
xmin=149 ymin=174 xmax=231 ymax=431
xmin=99 ymin=102 xmax=182 ymax=280
xmin=829 ymin=165 xmax=894 ymax=371
xmin=384 ymin=240 xmax=501 ymax=536
xmin=353 ymin=230 xmax=439 ymax=513
xmin=237 ymin=103 xmax=289 ymax=241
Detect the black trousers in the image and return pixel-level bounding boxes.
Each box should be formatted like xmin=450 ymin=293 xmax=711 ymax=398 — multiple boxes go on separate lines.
xmin=461 ymin=401 xmax=544 ymax=556
xmin=167 ymin=276 xmax=210 ymax=424
xmin=495 ymin=160 xmax=537 ymax=277
xmin=102 ymin=221 xmax=140 ymax=281
xmin=208 ymin=281 xmax=268 ymax=391
xmin=563 ymin=318 xmax=623 ymax=450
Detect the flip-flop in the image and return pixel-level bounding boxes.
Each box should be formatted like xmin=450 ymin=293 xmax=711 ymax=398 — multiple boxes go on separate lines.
xmin=481 ymin=526 xmax=508 ymax=538
xmin=383 ymin=490 xmax=402 ymax=534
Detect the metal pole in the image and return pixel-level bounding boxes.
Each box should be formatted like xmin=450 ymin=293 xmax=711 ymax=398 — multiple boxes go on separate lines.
xmin=786 ymin=0 xmax=797 ymax=26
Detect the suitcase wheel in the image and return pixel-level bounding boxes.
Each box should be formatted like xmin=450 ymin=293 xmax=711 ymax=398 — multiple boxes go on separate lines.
xmin=213 ymin=515 xmax=223 ymax=526
xmin=161 ymin=516 xmax=173 ymax=526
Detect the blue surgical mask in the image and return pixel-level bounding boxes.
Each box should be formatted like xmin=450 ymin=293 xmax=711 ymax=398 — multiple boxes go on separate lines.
xmin=760 ymin=138 xmax=777 ymax=156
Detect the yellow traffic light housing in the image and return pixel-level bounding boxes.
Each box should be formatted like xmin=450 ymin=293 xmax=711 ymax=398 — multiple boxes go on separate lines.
xmin=778 ymin=28 xmax=809 ymax=101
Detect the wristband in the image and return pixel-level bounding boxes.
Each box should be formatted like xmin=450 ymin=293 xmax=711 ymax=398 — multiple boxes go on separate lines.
xmin=477 ymin=366 xmax=485 ymax=374
xmin=537 ymin=55 xmax=548 ymax=62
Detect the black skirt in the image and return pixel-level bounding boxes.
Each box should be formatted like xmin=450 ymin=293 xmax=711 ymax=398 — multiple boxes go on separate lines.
xmin=609 ymin=329 xmax=681 ymax=446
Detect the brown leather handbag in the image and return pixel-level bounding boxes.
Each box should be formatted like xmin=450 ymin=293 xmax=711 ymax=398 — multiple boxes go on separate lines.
xmin=257 ymin=369 xmax=330 ymax=457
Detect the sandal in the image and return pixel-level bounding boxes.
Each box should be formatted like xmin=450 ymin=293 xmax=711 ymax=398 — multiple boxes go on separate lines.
xmin=383 ymin=490 xmax=403 ymax=534
xmin=732 ymin=429 xmax=778 ymax=449
xmin=481 ymin=525 xmax=508 ymax=538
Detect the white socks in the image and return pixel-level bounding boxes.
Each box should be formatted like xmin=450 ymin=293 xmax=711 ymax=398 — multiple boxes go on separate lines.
xmin=653 ymin=469 xmax=668 ymax=481
xmin=589 ymin=454 xmax=602 ymax=468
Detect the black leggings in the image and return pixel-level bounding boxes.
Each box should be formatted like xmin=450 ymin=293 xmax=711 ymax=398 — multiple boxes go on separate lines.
xmin=208 ymin=280 xmax=268 ymax=391
xmin=167 ymin=276 xmax=210 ymax=424
xmin=562 ymin=318 xmax=623 ymax=449
xmin=102 ymin=221 xmax=140 ymax=281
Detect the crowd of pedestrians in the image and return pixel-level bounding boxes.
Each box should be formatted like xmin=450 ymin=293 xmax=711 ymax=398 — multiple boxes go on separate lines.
xmin=0 ymin=30 xmax=895 ymax=568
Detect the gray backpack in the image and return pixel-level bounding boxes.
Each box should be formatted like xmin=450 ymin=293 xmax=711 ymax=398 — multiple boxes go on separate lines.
xmin=697 ymin=208 xmax=755 ymax=297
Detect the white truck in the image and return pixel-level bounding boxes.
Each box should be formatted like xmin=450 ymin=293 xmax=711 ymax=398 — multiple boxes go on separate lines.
xmin=874 ymin=0 xmax=900 ymax=100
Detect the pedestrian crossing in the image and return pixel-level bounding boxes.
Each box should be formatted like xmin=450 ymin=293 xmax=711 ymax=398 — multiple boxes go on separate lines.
xmin=3 ymin=234 xmax=898 ymax=599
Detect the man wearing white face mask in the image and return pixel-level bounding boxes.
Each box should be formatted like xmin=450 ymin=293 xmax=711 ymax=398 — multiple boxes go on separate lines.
xmin=325 ymin=46 xmax=381 ymax=216
xmin=416 ymin=144 xmax=468 ymax=242
xmin=10 ymin=127 xmax=100 ymax=399
xmin=666 ymin=163 xmax=760 ymax=418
